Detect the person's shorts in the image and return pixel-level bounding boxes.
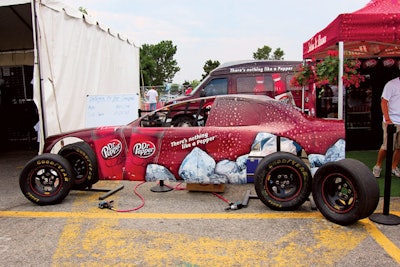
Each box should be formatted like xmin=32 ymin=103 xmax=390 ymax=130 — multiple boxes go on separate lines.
xmin=380 ymin=122 xmax=400 ymax=150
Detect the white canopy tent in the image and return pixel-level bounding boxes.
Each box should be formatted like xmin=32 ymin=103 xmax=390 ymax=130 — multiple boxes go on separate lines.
xmin=0 ymin=0 xmax=140 ymax=152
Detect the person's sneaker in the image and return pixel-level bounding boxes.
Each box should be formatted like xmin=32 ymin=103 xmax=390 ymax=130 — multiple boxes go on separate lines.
xmin=373 ymin=165 xmax=381 ymax=178
xmin=392 ymin=167 xmax=400 ymax=177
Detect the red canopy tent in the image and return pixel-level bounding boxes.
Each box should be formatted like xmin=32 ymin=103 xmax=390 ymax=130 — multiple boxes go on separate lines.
xmin=303 ymin=0 xmax=400 ymax=60
xmin=302 ymin=0 xmax=400 ymax=119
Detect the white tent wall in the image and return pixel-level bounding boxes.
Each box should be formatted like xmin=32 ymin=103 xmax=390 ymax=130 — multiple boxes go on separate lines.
xmin=34 ymin=0 xmax=139 ymax=146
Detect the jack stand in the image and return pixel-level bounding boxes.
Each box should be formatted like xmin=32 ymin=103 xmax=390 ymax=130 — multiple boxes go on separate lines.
xmin=80 ymin=185 xmax=125 ymax=200
xmin=151 ymin=180 xmax=173 ymax=192
xmin=242 ymin=189 xmax=258 ymax=207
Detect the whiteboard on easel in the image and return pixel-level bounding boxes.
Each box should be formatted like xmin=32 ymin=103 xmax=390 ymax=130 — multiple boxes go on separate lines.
xmin=85 ymin=94 xmax=139 ymax=127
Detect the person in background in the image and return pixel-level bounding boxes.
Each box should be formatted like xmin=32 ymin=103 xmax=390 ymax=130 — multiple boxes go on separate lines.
xmin=146 ymin=86 xmax=158 ymax=111
xmin=372 ymin=76 xmax=400 ymax=178
xmin=185 ymin=86 xmax=192 ymax=95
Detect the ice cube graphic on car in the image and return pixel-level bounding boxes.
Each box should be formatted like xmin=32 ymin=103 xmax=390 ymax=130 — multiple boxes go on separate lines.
xmin=144 ymin=131 xmax=345 ymax=184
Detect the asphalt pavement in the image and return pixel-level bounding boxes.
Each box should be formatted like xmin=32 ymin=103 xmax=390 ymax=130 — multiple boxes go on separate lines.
xmin=1 ymin=149 xmax=400 ymax=267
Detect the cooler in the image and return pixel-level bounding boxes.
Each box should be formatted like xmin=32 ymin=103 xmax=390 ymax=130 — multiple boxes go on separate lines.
xmin=246 ymin=156 xmax=262 ymax=183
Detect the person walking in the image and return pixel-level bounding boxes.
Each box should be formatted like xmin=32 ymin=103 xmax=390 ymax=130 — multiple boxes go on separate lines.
xmin=146 ymin=86 xmax=158 ymax=111
xmin=372 ymin=76 xmax=400 ymax=178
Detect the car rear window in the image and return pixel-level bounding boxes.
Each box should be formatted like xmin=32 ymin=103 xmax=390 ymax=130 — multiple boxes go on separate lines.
xmin=236 ymin=75 xmax=274 ymax=95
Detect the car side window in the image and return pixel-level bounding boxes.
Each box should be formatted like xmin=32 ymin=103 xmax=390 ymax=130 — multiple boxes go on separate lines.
xmin=203 ymin=78 xmax=228 ymax=96
xmin=236 ymin=75 xmax=274 ymax=96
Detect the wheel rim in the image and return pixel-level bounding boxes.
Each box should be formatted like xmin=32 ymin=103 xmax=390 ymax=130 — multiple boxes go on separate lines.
xmin=66 ymin=153 xmax=88 ymax=182
xmin=321 ymin=174 xmax=356 ymax=213
xmin=30 ymin=166 xmax=63 ymax=196
xmin=265 ymin=165 xmax=302 ymax=201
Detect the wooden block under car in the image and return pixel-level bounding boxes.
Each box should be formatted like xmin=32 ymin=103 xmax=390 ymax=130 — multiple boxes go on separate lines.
xmin=186 ymin=183 xmax=225 ymax=193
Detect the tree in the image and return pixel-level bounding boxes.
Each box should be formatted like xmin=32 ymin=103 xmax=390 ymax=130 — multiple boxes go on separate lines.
xmin=78 ymin=7 xmax=88 ymax=14
xmin=201 ymin=60 xmax=220 ymax=80
xmin=253 ymin=45 xmax=285 ymax=60
xmin=140 ymin=40 xmax=180 ymax=86
xmin=271 ymin=48 xmax=285 ymax=60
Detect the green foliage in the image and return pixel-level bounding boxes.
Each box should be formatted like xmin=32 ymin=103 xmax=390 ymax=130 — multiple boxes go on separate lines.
xmin=271 ymin=48 xmax=285 ymax=60
xmin=140 ymin=40 xmax=180 ymax=86
xmin=253 ymin=45 xmax=285 ymax=60
xmin=253 ymin=45 xmax=272 ymax=60
xmin=183 ymin=80 xmax=200 ymax=88
xmin=79 ymin=7 xmax=88 ymax=15
xmin=315 ymin=56 xmax=339 ymax=85
xmin=190 ymin=80 xmax=200 ymax=88
xmin=291 ymin=51 xmax=364 ymax=88
xmin=202 ymin=60 xmax=220 ymax=80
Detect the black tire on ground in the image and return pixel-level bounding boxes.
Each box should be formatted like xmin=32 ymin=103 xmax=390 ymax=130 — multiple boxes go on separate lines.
xmin=254 ymin=152 xmax=312 ymax=211
xmin=312 ymin=158 xmax=380 ymax=226
xmin=19 ymin=153 xmax=74 ymax=205
xmin=58 ymin=142 xmax=98 ymax=190
xmin=172 ymin=116 xmax=196 ymax=127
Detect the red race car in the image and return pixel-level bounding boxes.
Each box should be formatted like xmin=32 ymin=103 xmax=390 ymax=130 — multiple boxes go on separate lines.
xmin=19 ymin=94 xmax=379 ymax=225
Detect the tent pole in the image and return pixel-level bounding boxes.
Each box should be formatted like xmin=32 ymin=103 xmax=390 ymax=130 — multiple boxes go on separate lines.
xmin=31 ymin=0 xmax=46 ymax=153
xmin=338 ymin=42 xmax=344 ymax=120
xmin=301 ymin=59 xmax=306 ymax=113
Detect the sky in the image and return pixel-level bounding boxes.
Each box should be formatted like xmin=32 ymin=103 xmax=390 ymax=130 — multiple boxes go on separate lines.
xmin=62 ymin=0 xmax=370 ymax=84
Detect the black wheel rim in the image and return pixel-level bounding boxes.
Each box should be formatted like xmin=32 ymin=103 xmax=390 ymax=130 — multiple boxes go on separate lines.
xmin=65 ymin=152 xmax=88 ymax=183
xmin=265 ymin=165 xmax=302 ymax=201
xmin=30 ymin=166 xmax=63 ymax=196
xmin=321 ymin=174 xmax=356 ymax=213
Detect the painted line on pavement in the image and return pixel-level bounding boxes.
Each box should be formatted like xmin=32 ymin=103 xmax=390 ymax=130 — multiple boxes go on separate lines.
xmin=1 ymin=210 xmax=399 ymax=219
xmin=2 ymin=210 xmax=400 ymax=265
xmin=362 ymin=218 xmax=400 ymax=265
xmin=0 ymin=210 xmax=324 ymax=219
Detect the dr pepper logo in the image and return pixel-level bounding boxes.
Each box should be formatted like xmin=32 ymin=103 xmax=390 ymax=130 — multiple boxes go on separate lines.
xmin=101 ymin=139 xmax=122 ymax=159
xmin=133 ymin=141 xmax=156 ymax=158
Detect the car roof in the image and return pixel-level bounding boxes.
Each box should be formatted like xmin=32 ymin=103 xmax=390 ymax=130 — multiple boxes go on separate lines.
xmin=210 ymin=60 xmax=301 ymax=75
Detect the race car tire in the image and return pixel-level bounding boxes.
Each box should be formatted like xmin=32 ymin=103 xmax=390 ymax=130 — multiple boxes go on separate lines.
xmin=58 ymin=142 xmax=98 ymax=190
xmin=254 ymin=152 xmax=312 ymax=211
xmin=312 ymin=158 xmax=380 ymax=226
xmin=172 ymin=116 xmax=196 ymax=127
xmin=19 ymin=153 xmax=74 ymax=205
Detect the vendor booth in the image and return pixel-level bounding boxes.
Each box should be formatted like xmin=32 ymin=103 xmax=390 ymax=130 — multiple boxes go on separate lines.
xmin=303 ymin=0 xmax=400 ymax=150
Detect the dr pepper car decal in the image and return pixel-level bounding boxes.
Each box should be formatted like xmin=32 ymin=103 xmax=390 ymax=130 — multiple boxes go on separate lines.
xmin=101 ymin=139 xmax=123 ymax=159
xmin=170 ymin=132 xmax=216 ymax=150
xmin=133 ymin=141 xmax=156 ymax=158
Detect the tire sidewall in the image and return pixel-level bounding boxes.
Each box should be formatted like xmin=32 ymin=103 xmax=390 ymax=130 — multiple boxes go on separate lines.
xmin=19 ymin=154 xmax=74 ymax=205
xmin=312 ymin=158 xmax=379 ymax=225
xmin=58 ymin=142 xmax=98 ymax=189
xmin=254 ymin=152 xmax=312 ymax=211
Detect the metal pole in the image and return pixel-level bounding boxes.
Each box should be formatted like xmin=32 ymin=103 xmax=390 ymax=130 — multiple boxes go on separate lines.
xmin=383 ymin=124 xmax=395 ymax=215
xmin=338 ymin=42 xmax=344 ymax=120
xmin=31 ymin=0 xmax=46 ymax=152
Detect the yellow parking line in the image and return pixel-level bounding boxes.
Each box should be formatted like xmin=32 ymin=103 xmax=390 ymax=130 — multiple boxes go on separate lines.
xmin=1 ymin=210 xmax=399 ymax=220
xmin=362 ymin=218 xmax=400 ymax=265
xmin=3 ymin=210 xmax=400 ymax=265
xmin=0 ymin=210 xmax=323 ymax=219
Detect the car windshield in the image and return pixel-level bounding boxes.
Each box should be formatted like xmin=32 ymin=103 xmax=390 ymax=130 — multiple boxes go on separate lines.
xmin=139 ymin=98 xmax=213 ymax=128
